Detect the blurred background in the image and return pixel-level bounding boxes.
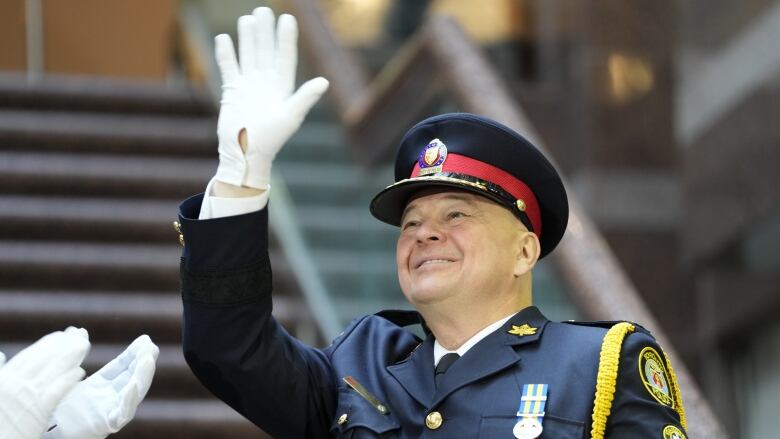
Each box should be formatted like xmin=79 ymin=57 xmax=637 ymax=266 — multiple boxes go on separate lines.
xmin=0 ymin=0 xmax=777 ymax=437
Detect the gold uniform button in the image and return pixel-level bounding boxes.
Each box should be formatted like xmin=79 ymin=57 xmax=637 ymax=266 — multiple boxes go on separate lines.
xmin=425 ymin=411 xmax=443 ymax=430
xmin=337 ymin=413 xmax=348 ymax=425
xmin=173 ymin=221 xmax=185 ymax=246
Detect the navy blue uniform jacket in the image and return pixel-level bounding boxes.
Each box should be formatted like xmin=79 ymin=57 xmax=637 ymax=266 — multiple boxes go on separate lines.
xmin=178 ymin=194 xmax=687 ymax=438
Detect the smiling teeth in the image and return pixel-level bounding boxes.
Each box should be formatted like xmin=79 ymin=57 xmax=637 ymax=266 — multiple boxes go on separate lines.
xmin=421 ymin=259 xmax=451 ymax=266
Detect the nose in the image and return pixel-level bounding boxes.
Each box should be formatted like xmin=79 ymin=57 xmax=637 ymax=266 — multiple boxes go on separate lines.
xmin=415 ymin=220 xmax=443 ymax=243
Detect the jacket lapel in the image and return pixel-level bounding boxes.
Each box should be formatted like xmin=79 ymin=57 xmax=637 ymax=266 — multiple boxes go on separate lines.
xmin=386 ymin=334 xmax=436 ymax=407
xmin=431 ymin=306 xmax=550 ymax=407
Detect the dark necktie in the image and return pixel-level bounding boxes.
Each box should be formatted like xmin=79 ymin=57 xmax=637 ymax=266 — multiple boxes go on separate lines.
xmin=435 ymin=353 xmax=460 ymax=388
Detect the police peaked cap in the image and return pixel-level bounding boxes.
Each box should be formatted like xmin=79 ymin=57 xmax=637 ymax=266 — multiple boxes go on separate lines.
xmin=370 ymin=113 xmax=569 ymax=259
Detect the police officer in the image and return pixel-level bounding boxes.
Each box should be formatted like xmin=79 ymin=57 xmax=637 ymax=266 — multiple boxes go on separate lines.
xmin=178 ymin=7 xmax=688 ymax=439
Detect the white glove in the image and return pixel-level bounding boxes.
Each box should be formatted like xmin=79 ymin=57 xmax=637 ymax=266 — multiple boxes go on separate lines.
xmin=44 ymin=335 xmax=160 ymax=439
xmin=214 ymin=7 xmax=329 ymax=189
xmin=0 ymin=327 xmax=90 ymax=439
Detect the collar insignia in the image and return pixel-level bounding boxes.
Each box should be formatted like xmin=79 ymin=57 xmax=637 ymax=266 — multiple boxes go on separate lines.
xmin=508 ymin=324 xmax=537 ymax=337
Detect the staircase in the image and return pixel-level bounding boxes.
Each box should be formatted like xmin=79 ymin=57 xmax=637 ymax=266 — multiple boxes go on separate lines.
xmin=275 ymin=121 xmax=404 ymax=324
xmin=0 ymin=73 xmax=313 ymax=438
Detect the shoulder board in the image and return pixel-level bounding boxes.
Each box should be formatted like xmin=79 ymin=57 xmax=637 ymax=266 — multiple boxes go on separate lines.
xmin=562 ymin=319 xmax=651 ymax=335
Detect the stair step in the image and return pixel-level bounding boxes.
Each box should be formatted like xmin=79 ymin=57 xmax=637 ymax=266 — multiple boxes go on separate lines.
xmin=0 ymin=72 xmax=214 ymax=116
xmin=0 ymin=151 xmax=212 ymax=198
xmin=312 ymin=249 xmax=397 ymax=276
xmin=278 ymin=122 xmax=350 ymax=163
xmin=0 ymin=109 xmax=217 ymax=155
xmin=285 ymin=121 xmax=348 ymax=151
xmin=277 ymin=162 xmax=393 ymax=208
xmin=0 ymin=195 xmax=179 ymax=242
xmin=297 ymin=206 xmax=390 ymax=231
xmin=0 ymin=240 xmax=179 ymax=290
xmin=0 ymin=290 xmax=307 ymax=345
xmin=0 ymin=240 xmax=298 ymax=293
xmin=277 ymin=162 xmax=393 ymax=190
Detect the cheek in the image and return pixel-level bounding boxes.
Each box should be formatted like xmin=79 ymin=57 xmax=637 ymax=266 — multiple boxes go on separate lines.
xmin=396 ymin=237 xmax=412 ymax=271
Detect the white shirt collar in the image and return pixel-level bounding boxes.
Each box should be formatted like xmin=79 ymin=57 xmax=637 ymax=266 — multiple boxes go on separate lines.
xmin=433 ymin=312 xmax=517 ymax=366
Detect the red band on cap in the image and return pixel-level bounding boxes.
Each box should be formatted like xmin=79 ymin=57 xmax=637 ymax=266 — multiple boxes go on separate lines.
xmin=410 ymin=153 xmax=542 ymax=236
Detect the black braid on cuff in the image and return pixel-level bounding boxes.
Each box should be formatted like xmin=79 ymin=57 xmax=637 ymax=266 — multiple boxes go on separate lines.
xmin=180 ymin=255 xmax=272 ymax=306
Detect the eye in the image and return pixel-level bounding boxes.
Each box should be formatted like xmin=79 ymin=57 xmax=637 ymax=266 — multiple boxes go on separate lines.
xmin=401 ymin=219 xmax=420 ymax=231
xmin=446 ymin=211 xmax=467 ymax=220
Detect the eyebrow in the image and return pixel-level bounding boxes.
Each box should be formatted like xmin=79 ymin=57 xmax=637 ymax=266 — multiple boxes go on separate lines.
xmin=401 ymin=193 xmax=479 ymax=221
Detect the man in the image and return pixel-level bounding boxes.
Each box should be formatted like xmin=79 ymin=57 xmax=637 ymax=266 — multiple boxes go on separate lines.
xmin=179 ymin=7 xmax=688 ymax=438
xmin=0 ymin=328 xmax=158 ymax=439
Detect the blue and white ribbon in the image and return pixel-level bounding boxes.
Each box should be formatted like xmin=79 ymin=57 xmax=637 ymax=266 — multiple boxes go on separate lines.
xmin=513 ymin=384 xmax=548 ymax=439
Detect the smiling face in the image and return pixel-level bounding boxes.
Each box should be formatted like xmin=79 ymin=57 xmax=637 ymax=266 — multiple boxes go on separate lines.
xmin=396 ymin=189 xmax=540 ymax=311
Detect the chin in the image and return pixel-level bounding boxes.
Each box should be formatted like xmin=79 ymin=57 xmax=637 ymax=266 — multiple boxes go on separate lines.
xmin=402 ymin=284 xmax=454 ymax=307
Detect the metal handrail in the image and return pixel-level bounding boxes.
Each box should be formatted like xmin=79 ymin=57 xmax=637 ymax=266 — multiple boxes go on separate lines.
xmin=284 ymin=0 xmax=726 ymax=437
xmin=177 ymin=3 xmax=343 ymax=341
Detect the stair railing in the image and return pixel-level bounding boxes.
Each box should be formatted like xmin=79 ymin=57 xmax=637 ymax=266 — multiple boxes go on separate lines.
xmin=285 ymin=0 xmax=726 ymax=437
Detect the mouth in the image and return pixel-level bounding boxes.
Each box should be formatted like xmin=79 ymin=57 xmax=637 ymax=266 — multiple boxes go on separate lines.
xmin=414 ymin=258 xmax=455 ymax=269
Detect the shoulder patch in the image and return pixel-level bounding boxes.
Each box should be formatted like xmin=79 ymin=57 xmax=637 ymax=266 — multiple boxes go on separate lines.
xmin=639 ymin=346 xmax=674 ymax=408
xmin=662 ymin=424 xmax=686 ymax=439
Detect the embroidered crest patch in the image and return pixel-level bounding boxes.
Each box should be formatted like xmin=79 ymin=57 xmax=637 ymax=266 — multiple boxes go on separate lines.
xmin=638 ymin=347 xmax=674 ymax=407
xmin=662 ymin=424 xmax=686 ymax=439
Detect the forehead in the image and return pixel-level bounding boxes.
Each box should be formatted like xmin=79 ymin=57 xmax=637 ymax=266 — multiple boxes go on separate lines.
xmin=400 ymin=187 xmax=528 ymax=231
xmin=402 ymin=188 xmax=498 ymax=217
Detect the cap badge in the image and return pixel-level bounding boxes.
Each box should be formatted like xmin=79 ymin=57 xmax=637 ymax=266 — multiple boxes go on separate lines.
xmin=418 ymin=138 xmax=448 ymax=176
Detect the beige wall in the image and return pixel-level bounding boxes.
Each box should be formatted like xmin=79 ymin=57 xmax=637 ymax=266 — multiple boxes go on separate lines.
xmin=0 ymin=0 xmax=177 ymax=80
xmin=0 ymin=0 xmax=27 ymax=71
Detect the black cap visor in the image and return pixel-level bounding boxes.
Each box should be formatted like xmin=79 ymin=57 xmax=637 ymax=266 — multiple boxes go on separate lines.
xmin=369 ymin=175 xmax=534 ymax=232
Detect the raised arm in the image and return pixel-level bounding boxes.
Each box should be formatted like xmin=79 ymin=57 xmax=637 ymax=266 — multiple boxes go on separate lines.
xmin=179 ymin=8 xmax=336 ymax=438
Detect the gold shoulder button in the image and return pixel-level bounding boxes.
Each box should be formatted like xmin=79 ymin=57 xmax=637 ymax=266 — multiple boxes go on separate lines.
xmin=337 ymin=413 xmax=348 ymax=425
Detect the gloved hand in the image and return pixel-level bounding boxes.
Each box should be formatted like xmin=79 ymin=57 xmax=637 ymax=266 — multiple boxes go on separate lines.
xmin=214 ymin=6 xmax=329 ymax=189
xmin=44 ymin=335 xmax=159 ymax=439
xmin=0 ymin=327 xmax=90 ymax=439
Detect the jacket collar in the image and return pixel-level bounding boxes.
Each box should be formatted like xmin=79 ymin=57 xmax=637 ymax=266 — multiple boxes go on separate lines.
xmin=386 ymin=306 xmax=550 ymax=408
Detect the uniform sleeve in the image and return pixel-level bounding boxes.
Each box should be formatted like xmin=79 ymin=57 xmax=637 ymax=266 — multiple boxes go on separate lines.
xmin=178 ymin=194 xmax=338 ymax=439
xmin=605 ymin=330 xmax=687 ymax=438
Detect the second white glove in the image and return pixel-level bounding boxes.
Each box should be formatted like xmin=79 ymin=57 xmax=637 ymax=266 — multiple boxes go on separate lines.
xmin=214 ymin=7 xmax=329 ymax=189
xmin=44 ymin=335 xmax=160 ymax=439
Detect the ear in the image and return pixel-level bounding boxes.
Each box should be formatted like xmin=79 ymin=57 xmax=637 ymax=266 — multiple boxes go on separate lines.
xmin=514 ymin=231 xmax=541 ymax=277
